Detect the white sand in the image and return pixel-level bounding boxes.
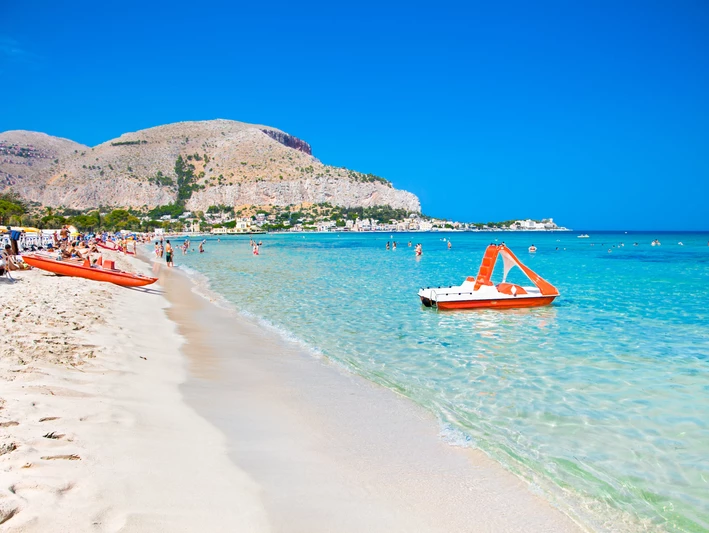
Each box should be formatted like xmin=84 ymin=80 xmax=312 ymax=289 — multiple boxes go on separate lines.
xmin=0 ymin=257 xmax=269 ymax=532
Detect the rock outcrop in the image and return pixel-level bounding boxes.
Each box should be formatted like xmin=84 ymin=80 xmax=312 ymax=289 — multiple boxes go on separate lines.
xmin=260 ymin=129 xmax=312 ymax=155
xmin=0 ymin=120 xmax=420 ymax=213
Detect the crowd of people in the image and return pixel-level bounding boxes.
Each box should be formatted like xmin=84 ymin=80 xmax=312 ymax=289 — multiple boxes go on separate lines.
xmin=0 ymin=225 xmax=152 ymax=280
xmin=386 ymin=240 xmax=424 ymax=256
xmin=154 ymin=237 xmax=209 ymax=267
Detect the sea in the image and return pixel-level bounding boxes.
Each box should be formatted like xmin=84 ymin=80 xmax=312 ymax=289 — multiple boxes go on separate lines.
xmin=170 ymin=230 xmax=709 ymax=533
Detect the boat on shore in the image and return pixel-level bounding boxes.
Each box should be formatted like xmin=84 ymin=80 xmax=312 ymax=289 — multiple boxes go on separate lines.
xmin=418 ymin=244 xmax=559 ymax=310
xmin=96 ymin=240 xmax=135 ymax=255
xmin=22 ymin=253 xmax=157 ymax=287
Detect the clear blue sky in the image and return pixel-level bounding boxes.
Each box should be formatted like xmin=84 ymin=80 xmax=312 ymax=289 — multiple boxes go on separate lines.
xmin=1 ymin=1 xmax=707 ymax=230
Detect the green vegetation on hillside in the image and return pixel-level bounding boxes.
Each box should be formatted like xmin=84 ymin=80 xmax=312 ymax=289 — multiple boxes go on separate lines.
xmin=111 ymin=140 xmax=148 ymax=146
xmin=148 ymin=203 xmax=184 ymax=219
xmin=343 ymin=169 xmax=391 ymax=187
xmin=175 ymin=155 xmax=205 ymax=203
xmin=148 ymin=170 xmax=175 ymax=187
xmin=207 ymin=204 xmax=235 ymax=215
xmin=0 ymin=192 xmax=26 ymax=225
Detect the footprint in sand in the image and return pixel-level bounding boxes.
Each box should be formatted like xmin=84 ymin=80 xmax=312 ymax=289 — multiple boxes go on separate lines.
xmin=9 ymin=481 xmax=74 ymax=497
xmin=43 ymin=432 xmax=65 ymax=440
xmin=0 ymin=505 xmax=19 ymax=526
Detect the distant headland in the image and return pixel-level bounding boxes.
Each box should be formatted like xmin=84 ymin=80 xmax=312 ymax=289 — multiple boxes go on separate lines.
xmin=0 ymin=119 xmax=567 ymax=233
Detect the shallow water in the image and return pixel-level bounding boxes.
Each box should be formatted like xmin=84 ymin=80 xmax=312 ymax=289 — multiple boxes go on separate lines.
xmin=170 ymin=231 xmax=709 ymax=532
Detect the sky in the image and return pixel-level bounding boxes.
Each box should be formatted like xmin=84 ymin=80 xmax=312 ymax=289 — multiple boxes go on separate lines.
xmin=1 ymin=0 xmax=708 ymax=230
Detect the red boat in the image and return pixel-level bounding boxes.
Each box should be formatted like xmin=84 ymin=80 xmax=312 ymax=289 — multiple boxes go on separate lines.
xmin=418 ymin=244 xmax=559 ymax=310
xmin=22 ymin=253 xmax=157 ymax=287
xmin=96 ymin=241 xmax=135 ymax=255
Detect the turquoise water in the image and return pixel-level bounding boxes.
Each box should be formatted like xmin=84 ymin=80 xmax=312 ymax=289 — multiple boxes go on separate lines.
xmin=172 ymin=231 xmax=709 ymax=532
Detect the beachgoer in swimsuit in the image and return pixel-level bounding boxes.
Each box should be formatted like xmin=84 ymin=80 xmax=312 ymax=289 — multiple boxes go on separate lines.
xmin=165 ymin=241 xmax=174 ymax=267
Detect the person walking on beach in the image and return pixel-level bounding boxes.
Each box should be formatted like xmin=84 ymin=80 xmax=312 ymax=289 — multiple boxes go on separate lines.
xmin=165 ymin=240 xmax=173 ymax=267
xmin=7 ymin=227 xmax=22 ymax=256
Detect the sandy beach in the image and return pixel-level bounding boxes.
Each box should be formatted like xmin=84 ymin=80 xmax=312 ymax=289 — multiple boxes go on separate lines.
xmin=0 ymin=255 xmax=268 ymax=532
xmin=1 ymin=251 xmax=583 ymax=532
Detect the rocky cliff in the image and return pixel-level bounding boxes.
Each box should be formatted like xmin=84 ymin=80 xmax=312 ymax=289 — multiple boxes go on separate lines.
xmin=0 ymin=120 xmax=420 ymax=213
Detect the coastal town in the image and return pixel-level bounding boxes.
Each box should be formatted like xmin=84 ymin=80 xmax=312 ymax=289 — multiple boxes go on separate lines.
xmin=205 ymin=206 xmax=569 ymax=234
xmin=188 ymin=204 xmax=568 ymax=235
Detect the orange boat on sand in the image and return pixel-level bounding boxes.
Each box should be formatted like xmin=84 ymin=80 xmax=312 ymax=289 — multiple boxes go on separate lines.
xmin=22 ymin=253 xmax=157 ymax=287
xmin=418 ymin=244 xmax=559 ymax=310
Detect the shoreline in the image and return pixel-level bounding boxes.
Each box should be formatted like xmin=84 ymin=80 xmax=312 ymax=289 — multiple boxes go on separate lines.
xmin=2 ymin=250 xmax=583 ymax=532
xmin=159 ymin=258 xmax=584 ymax=532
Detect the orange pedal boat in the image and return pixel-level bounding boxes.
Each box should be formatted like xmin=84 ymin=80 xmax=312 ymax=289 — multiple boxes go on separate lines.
xmin=22 ymin=253 xmax=158 ymax=287
xmin=418 ymin=244 xmax=559 ymax=310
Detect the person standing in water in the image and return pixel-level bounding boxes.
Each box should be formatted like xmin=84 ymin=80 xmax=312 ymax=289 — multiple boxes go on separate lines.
xmin=447 ymin=240 xmax=452 ymax=250
xmin=165 ymin=240 xmax=174 ymax=267
xmin=199 ymin=239 xmax=205 ymax=253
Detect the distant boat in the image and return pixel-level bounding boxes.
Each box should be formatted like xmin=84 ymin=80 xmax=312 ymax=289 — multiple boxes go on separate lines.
xmin=418 ymin=244 xmax=559 ymax=310
xmin=577 ymin=234 xmax=590 ymax=238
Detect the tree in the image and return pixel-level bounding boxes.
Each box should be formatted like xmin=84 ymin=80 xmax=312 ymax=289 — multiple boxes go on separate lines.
xmin=104 ymin=209 xmax=140 ymax=231
xmin=39 ymin=214 xmax=68 ymax=229
xmin=70 ymin=213 xmax=100 ymax=232
xmin=0 ymin=193 xmax=25 ymax=225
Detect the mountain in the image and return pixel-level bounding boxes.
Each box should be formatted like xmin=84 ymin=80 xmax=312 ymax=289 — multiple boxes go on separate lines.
xmin=0 ymin=120 xmax=421 ymax=213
